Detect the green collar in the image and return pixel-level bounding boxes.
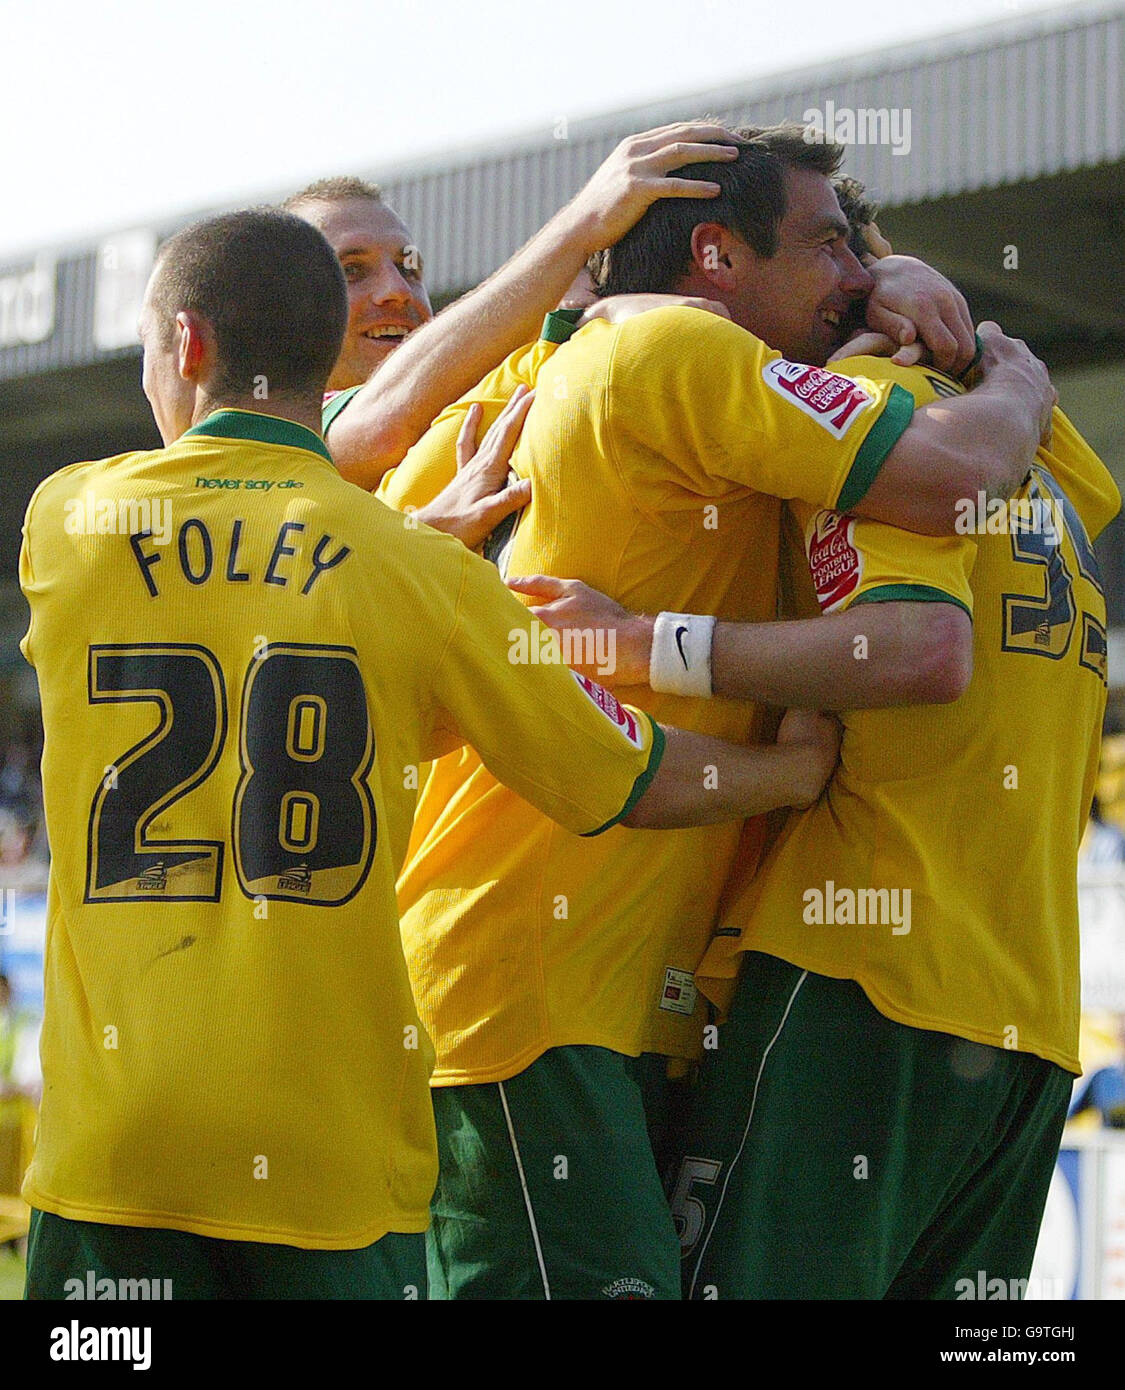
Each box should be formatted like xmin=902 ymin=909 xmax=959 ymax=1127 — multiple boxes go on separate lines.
xmin=183 ymin=409 xmax=333 ymax=464
xmin=540 ymin=307 xmax=583 ymax=344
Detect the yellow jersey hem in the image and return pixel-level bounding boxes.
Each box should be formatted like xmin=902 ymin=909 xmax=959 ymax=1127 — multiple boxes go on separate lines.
xmin=21 ymin=1186 xmax=430 ymax=1250
xmin=429 ymin=1029 xmax=660 ymax=1086
xmin=700 ymin=949 xmax=1080 ymax=1075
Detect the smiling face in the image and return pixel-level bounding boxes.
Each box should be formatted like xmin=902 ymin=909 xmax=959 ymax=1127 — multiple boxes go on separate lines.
xmin=725 ymin=167 xmax=875 ymax=365
xmin=295 ymin=196 xmax=433 ymax=390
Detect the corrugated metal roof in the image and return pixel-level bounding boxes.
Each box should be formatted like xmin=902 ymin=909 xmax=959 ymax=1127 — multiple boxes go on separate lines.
xmin=1 ymin=0 xmax=1121 ymax=380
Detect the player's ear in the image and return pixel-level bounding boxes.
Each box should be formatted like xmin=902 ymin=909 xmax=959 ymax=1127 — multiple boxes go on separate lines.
xmin=689 ymin=223 xmax=739 ymax=293
xmin=175 ymin=311 xmax=210 ymax=383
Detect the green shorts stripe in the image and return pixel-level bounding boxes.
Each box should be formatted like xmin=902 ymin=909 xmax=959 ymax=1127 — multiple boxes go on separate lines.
xmin=672 ymin=952 xmax=1071 ymax=1300
xmin=428 ymin=1045 xmax=683 ymax=1300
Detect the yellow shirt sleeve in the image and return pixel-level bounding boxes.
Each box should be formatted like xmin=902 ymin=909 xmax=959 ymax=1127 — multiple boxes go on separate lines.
xmin=423 ymin=545 xmax=663 ymax=835
xmin=1039 ymin=408 xmax=1121 ymax=544
xmin=377 ymin=337 xmax=559 ymax=513
xmin=798 ymin=504 xmax=977 ymax=617
xmin=604 ymin=307 xmax=915 ymax=512
xmin=377 ymin=410 xmax=467 ymax=513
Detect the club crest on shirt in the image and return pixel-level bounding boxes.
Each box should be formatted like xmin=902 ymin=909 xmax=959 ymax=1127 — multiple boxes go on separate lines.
xmin=601 ymin=1277 xmax=657 ymax=1299
xmin=808 ymin=510 xmax=862 ymax=610
xmin=762 ymin=359 xmax=872 ymax=436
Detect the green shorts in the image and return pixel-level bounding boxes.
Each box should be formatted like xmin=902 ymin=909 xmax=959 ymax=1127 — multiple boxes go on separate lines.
xmin=428 ymin=1045 xmax=686 ymax=1300
xmin=25 ymin=1208 xmax=426 ymax=1301
xmin=672 ymin=952 xmax=1072 ymax=1300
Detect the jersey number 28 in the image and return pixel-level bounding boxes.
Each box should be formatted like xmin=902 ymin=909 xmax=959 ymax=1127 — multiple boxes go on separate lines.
xmin=85 ymin=641 xmax=376 ymax=906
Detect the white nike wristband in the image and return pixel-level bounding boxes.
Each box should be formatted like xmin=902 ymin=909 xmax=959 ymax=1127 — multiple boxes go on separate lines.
xmin=649 ymin=612 xmax=716 ymax=698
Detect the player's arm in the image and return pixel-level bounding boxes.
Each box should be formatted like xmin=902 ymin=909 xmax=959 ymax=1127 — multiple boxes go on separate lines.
xmin=326 ymin=123 xmax=739 ymax=488
xmin=708 ymin=601 xmax=971 ymax=707
xmin=577 ymin=301 xmax=1053 ymax=537
xmin=508 ymin=575 xmax=972 ymax=709
xmin=509 ymin=469 xmax=978 ymax=710
xmin=859 ymin=321 xmax=1056 ymax=535
xmin=424 ymin=543 xmax=838 ymax=834
xmin=620 ymin=710 xmax=839 ymax=828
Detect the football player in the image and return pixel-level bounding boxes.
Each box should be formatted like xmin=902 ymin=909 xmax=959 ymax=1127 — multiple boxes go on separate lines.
xmin=282 ymin=124 xmax=747 ymax=489
xmin=521 ymin=177 xmax=1116 ymax=1299
xmin=366 ymin=127 xmax=1055 ymax=1298
xmin=18 ymin=208 xmax=840 ymax=1300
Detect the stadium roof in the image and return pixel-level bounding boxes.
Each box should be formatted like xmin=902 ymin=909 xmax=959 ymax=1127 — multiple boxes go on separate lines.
xmin=1 ymin=0 xmax=1121 ymax=384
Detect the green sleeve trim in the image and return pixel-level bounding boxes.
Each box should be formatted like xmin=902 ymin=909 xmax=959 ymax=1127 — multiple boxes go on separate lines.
xmin=581 ymin=715 xmax=666 ymax=837
xmin=850 ymin=583 xmax=972 ymax=620
xmin=540 ymin=308 xmax=583 ymax=344
xmin=321 ymin=384 xmax=363 ymax=433
xmin=836 ymin=383 xmax=915 ymax=514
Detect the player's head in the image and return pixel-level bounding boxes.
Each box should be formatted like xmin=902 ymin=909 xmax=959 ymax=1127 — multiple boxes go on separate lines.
xmin=139 ymin=210 xmax=347 ymax=445
xmin=833 ymin=176 xmax=881 ymax=260
xmin=596 ymin=121 xmax=873 ymax=365
xmin=831 ymin=174 xmax=884 ymax=340
xmin=283 ymin=177 xmax=433 ymax=390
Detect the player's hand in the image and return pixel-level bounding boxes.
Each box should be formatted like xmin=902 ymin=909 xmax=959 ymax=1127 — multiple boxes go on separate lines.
xmin=566 ymin=122 xmax=740 ymax=257
xmin=828 ymin=330 xmax=926 ymax=366
xmin=860 ymin=220 xmax=894 ymax=259
xmin=864 ymin=256 xmax=976 ymax=376
xmin=504 ymin=573 xmax=652 ymax=687
xmin=578 ymin=293 xmax=731 ymax=328
xmin=976 ymin=321 xmax=1057 ymax=445
xmin=776 ymin=708 xmax=841 ymax=808
xmin=414 ymin=388 xmax=534 ymax=549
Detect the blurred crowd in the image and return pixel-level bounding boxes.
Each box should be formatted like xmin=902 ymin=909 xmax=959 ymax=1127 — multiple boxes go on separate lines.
xmin=0 ymin=730 xmax=47 ymax=892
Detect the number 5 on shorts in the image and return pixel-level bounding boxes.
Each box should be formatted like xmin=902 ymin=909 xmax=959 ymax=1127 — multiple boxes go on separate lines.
xmin=668 ymin=1156 xmax=721 ymax=1256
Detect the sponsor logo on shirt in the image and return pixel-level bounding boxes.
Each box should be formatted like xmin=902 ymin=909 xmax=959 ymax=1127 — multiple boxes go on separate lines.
xmin=136 ymin=861 xmax=167 ymax=893
xmin=808 ymin=510 xmax=862 ymax=610
xmin=572 ymin=673 xmax=642 ymax=748
xmin=277 ymin=864 xmax=312 ymax=894
xmin=762 ymin=358 xmax=872 ymax=437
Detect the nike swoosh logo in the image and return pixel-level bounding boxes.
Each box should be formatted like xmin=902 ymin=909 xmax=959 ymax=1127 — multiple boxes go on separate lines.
xmin=674 ymin=625 xmax=690 ymax=669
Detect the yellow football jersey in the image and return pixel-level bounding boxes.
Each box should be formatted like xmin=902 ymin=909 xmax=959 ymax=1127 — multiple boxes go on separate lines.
xmin=390 ymin=307 xmax=916 ymax=1083
xmin=19 ymin=410 xmax=660 ymax=1247
xmin=700 ymin=359 xmax=1119 ymax=1074
xmin=377 ymin=336 xmax=563 ymax=516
